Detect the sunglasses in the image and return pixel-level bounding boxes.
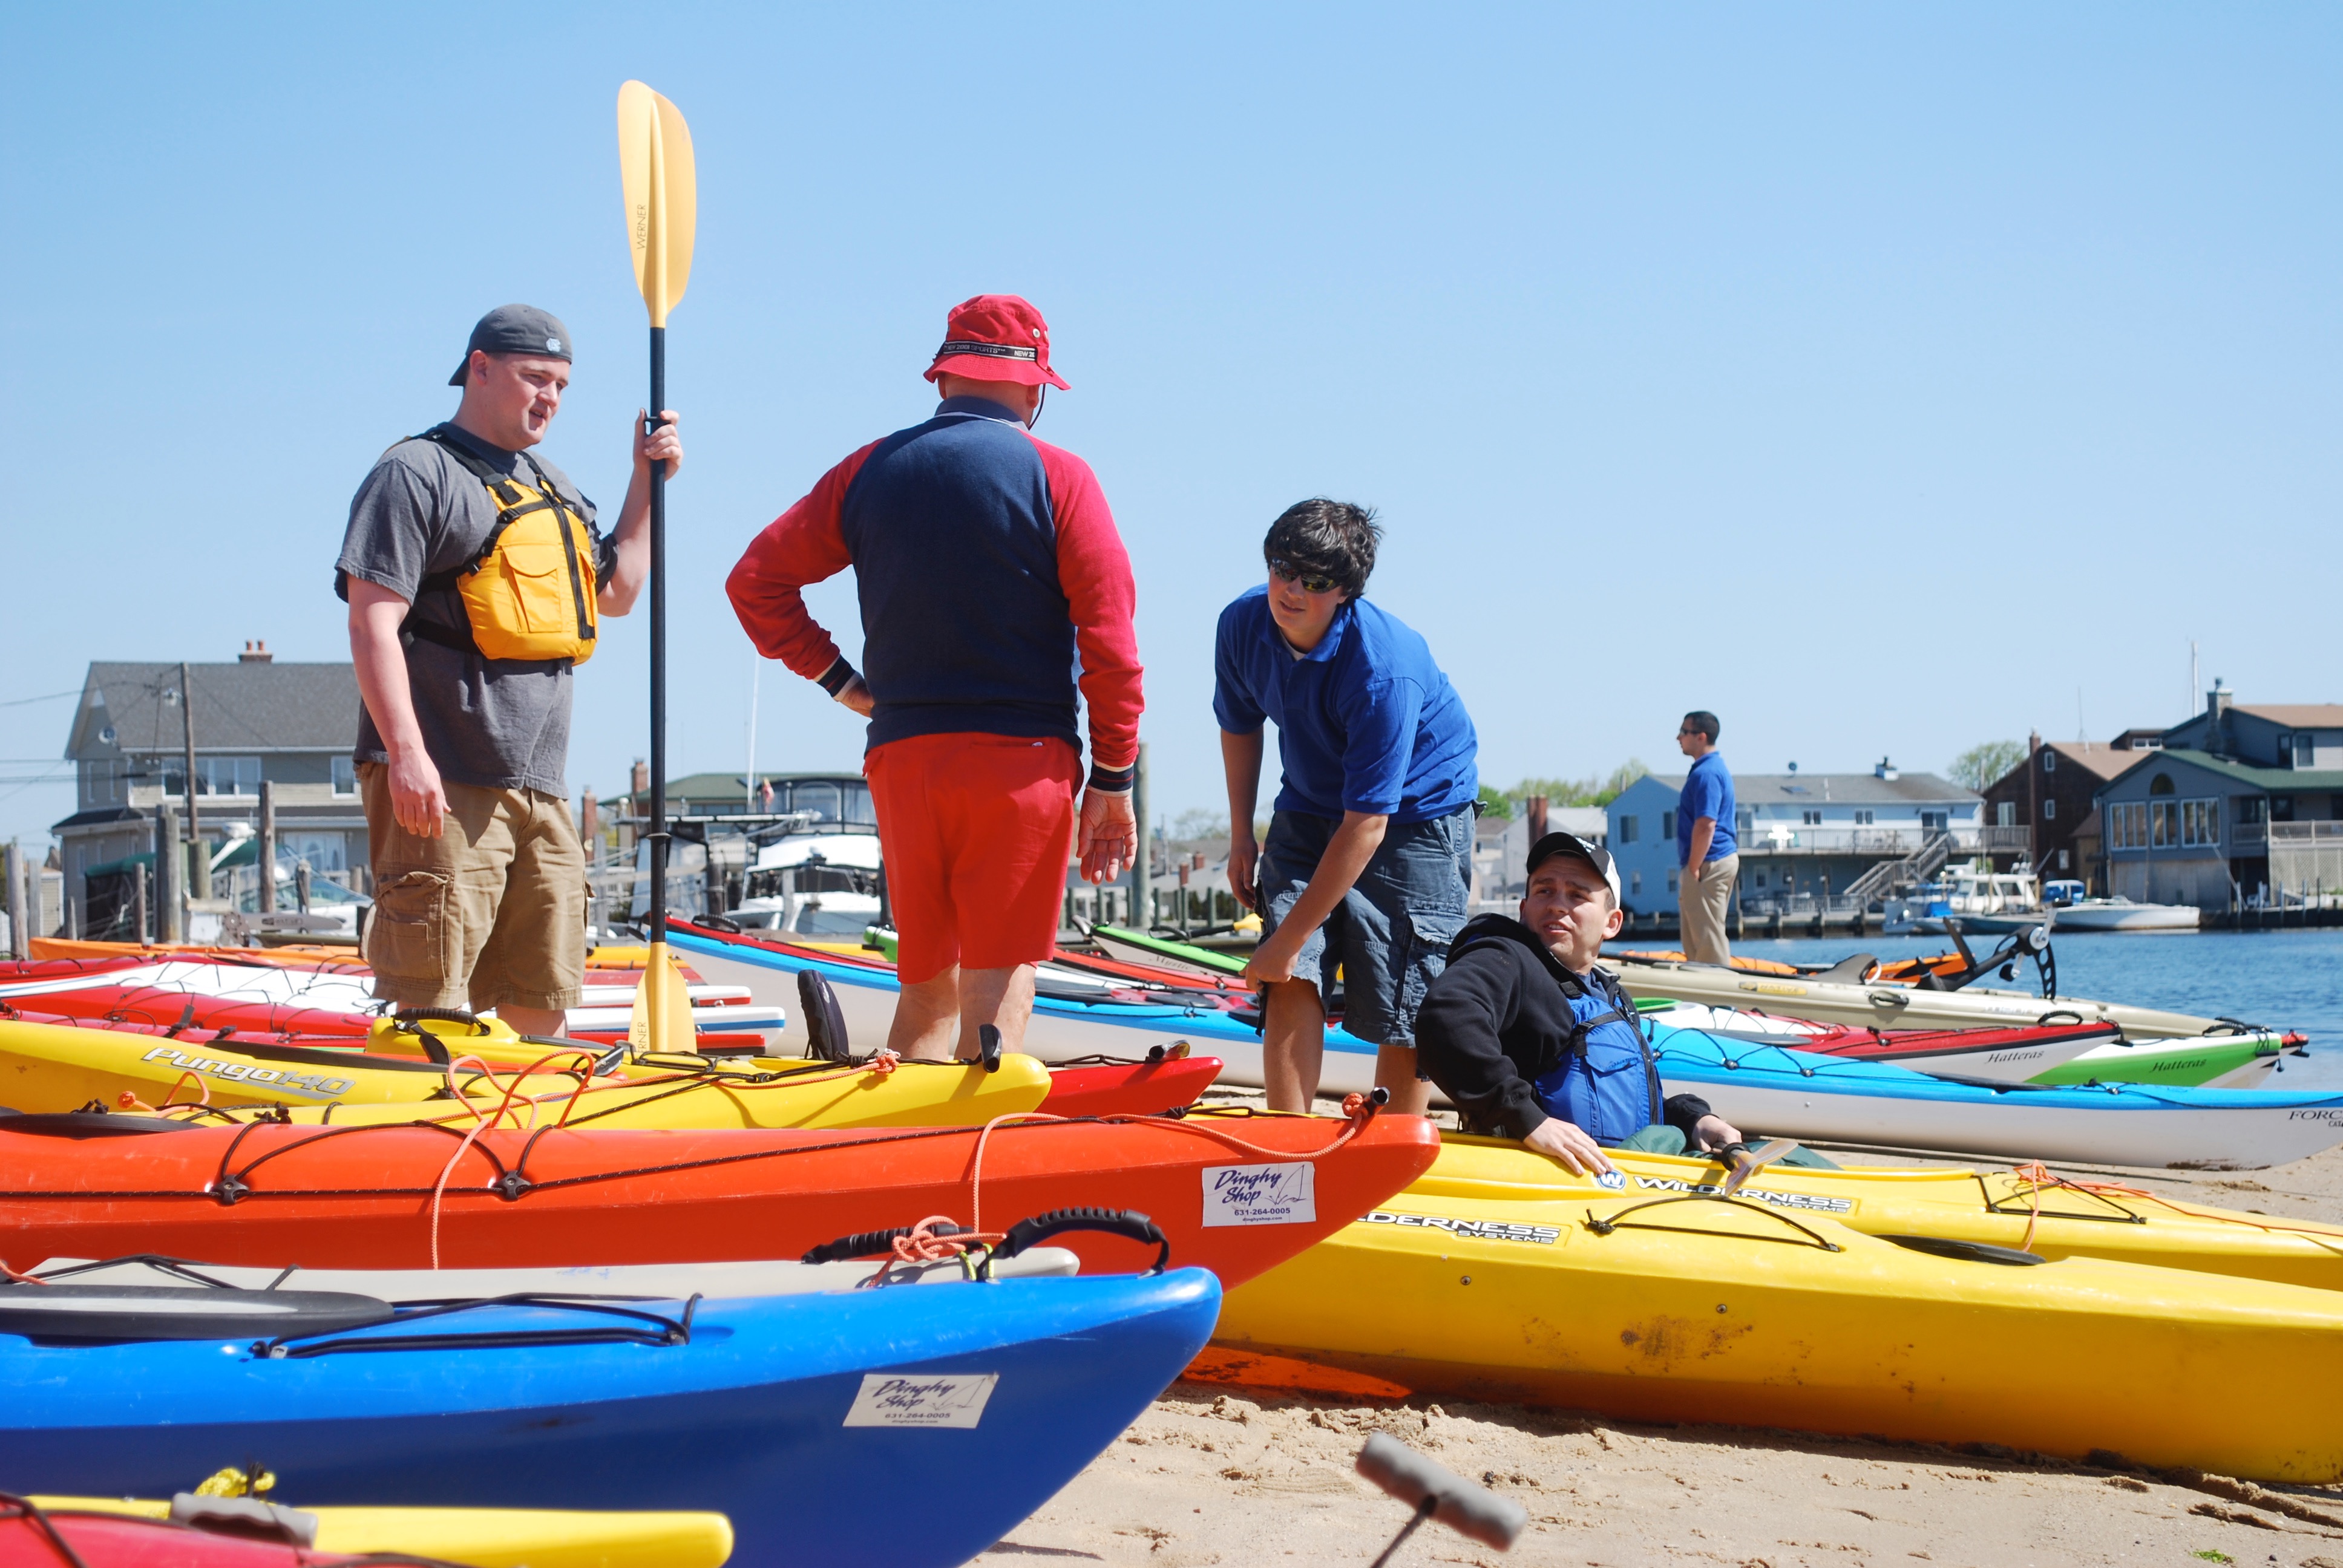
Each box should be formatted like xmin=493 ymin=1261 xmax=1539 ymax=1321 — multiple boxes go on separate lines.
xmin=1268 ymin=558 xmax=1342 ymax=595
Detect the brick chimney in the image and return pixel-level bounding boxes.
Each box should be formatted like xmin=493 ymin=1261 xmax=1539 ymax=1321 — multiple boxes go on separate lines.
xmin=238 ymin=640 xmax=273 ymax=664
xmin=631 ymin=758 xmax=649 ymax=800
xmin=579 ymin=786 xmax=599 ymax=843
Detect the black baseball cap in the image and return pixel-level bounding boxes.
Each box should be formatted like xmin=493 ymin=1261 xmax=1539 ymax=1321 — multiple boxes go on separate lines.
xmin=1525 ymin=831 xmax=1622 ymax=905
xmin=449 ymin=304 xmax=574 ymax=386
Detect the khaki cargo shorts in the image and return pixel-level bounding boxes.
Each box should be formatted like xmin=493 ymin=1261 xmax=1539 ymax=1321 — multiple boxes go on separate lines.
xmin=359 ymin=762 xmax=586 ymax=1013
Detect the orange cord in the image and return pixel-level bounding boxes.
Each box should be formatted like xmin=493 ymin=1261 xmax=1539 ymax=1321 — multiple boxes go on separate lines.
xmin=857 ymin=1214 xmax=1004 ymax=1289
xmin=2005 ymin=1160 xmax=2343 ymax=1255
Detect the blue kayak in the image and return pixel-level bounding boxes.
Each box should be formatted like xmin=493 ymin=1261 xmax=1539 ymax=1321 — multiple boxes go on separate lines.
xmin=669 ymin=921 xmax=1387 ymax=1094
xmin=0 ymin=1269 xmax=1219 ymax=1568
xmin=1647 ymin=1021 xmax=2343 ymax=1169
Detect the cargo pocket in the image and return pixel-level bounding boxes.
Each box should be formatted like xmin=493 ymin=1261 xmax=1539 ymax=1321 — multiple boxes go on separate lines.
xmin=364 ymin=868 xmax=456 ymax=984
xmin=499 ymin=543 xmax=573 ymax=636
xmin=1394 ymin=910 xmax=1465 ymax=1036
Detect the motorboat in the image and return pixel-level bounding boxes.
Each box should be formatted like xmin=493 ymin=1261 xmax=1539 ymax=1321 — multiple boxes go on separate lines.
xmin=2042 ymin=880 xmax=2201 ymax=933
xmin=1886 ymin=866 xmax=2045 ymax=935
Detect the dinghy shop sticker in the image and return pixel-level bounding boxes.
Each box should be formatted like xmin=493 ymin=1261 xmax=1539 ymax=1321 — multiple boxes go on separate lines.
xmin=843 ymin=1373 xmax=998 ymax=1429
xmin=1202 ymin=1162 xmax=1316 ymax=1226
xmin=138 ymin=1047 xmax=354 ymax=1098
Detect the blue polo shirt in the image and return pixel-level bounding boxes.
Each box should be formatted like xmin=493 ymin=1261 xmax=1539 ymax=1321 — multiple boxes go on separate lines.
xmin=1213 ymin=586 xmax=1478 ymax=824
xmin=1678 ymin=751 xmax=1738 ymax=864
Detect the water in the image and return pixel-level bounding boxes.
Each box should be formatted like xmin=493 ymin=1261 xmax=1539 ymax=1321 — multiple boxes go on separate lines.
xmin=1715 ymin=929 xmax=2343 ymax=1091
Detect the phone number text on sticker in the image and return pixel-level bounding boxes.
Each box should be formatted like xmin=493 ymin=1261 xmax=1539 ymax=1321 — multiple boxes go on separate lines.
xmin=1362 ymin=1211 xmax=1560 ymax=1245
xmin=1202 ymin=1162 xmax=1316 ymax=1227
xmin=842 ymin=1373 xmax=998 ymax=1429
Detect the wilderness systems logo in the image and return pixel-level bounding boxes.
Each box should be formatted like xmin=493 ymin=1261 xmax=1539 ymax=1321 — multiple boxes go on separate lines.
xmin=842 ymin=1373 xmax=998 ymax=1429
xmin=1632 ymin=1175 xmax=1854 ymax=1215
xmin=138 ymin=1046 xmax=353 ymax=1098
xmin=1202 ymin=1162 xmax=1317 ymax=1227
xmin=1362 ymin=1211 xmax=1559 ymax=1246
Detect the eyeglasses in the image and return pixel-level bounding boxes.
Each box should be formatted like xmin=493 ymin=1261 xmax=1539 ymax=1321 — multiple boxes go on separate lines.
xmin=1268 ymin=558 xmax=1342 ymax=595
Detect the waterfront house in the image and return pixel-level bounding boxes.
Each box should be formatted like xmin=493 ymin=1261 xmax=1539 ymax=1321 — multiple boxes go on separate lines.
xmin=52 ymin=647 xmax=365 ymax=937
xmin=2092 ymin=688 xmax=2343 ymax=910
xmin=1607 ymin=762 xmax=1982 ymax=918
xmin=1978 ymin=734 xmax=2143 ymax=884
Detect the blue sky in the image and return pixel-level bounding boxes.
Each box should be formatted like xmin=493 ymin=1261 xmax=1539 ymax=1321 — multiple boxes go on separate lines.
xmin=2 ymin=4 xmax=2337 ymax=847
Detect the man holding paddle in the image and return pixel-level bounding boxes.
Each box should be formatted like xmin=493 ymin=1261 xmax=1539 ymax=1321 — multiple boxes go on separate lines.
xmin=727 ymin=295 xmax=1142 ymax=1061
xmin=338 ymin=305 xmax=683 ymax=1036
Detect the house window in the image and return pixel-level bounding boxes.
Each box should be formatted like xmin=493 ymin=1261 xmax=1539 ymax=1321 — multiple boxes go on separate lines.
xmin=2043 ymin=750 xmax=2056 ymax=773
xmin=160 ymin=756 xmax=262 ymax=799
xmin=1801 ymin=809 xmax=1822 ymax=826
xmin=1996 ymin=802 xmax=2015 ymax=827
xmin=1854 ymin=809 xmax=1874 ymax=826
xmin=1754 ymin=871 xmax=1767 ymax=889
xmin=2181 ymin=797 xmax=2220 ymax=847
xmin=2044 ymin=798 xmax=2056 ymax=821
xmin=2278 ymin=734 xmax=2293 ymax=766
xmin=2149 ymin=774 xmax=2175 ymax=796
xmin=2296 ymin=735 xmax=2318 ymax=768
xmin=1661 ymin=810 xmax=1676 ymax=840
xmin=331 ymin=757 xmax=356 ymax=797
xmin=1630 ymin=871 xmax=1642 ymax=895
xmin=1617 ymin=815 xmax=1639 ymax=844
xmin=2057 ymin=849 xmax=2069 ymax=869
xmin=2237 ymin=797 xmax=2267 ymax=825
xmin=2151 ymin=802 xmax=2174 ymax=848
xmin=1920 ymin=811 xmax=1948 ymax=832
xmin=2110 ymin=801 xmax=2148 ymax=850
xmin=1666 ymin=871 xmax=1679 ymax=893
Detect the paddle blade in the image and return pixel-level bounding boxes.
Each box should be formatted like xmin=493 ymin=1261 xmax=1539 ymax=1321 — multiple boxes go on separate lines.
xmin=616 ymin=81 xmax=697 ymax=326
xmin=626 ymin=942 xmax=699 ymax=1056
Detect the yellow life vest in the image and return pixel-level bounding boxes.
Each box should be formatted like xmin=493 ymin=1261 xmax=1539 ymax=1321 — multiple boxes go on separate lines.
xmin=407 ymin=429 xmax=601 ymax=665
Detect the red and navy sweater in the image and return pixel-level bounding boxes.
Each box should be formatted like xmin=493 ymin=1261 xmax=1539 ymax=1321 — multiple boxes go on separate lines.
xmin=727 ymin=396 xmax=1143 ymax=781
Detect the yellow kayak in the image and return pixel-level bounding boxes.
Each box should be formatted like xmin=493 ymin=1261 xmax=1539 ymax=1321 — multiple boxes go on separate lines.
xmin=1211 ymin=1158 xmax=2343 ymax=1481
xmin=1419 ymin=1135 xmax=2343 ymax=1290
xmin=0 ymin=1014 xmax=1051 ymax=1131
xmin=30 ymin=1496 xmax=730 ymax=1567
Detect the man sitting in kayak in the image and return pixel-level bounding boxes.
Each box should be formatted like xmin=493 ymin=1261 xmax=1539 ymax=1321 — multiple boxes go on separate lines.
xmin=1416 ymin=831 xmax=1741 ymax=1177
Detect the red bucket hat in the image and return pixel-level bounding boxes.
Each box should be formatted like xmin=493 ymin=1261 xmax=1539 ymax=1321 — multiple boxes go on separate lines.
xmin=924 ymin=294 xmax=1069 ymax=390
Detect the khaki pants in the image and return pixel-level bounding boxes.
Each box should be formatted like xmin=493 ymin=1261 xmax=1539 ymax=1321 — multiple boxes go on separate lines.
xmin=359 ymin=762 xmax=586 ymax=1013
xmin=1678 ymin=852 xmax=1738 ymax=966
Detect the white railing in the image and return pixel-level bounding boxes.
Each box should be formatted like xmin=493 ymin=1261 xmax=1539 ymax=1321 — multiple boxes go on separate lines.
xmin=1743 ymin=826 xmax=1977 ymax=855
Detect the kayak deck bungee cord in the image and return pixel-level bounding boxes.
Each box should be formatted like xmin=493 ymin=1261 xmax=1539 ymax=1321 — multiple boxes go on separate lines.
xmin=0 ymin=1101 xmax=1440 ymax=1285
xmin=1410 ymin=1136 xmax=2343 ymax=1291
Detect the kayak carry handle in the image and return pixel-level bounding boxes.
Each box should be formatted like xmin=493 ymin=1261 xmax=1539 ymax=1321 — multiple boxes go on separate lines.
xmin=1356 ymin=1432 xmax=1527 ymax=1555
xmin=981 ymin=1207 xmax=1168 ymax=1278
xmin=801 ymin=1220 xmax=974 ymax=1264
xmin=975 ymin=1024 xmax=1004 ymax=1074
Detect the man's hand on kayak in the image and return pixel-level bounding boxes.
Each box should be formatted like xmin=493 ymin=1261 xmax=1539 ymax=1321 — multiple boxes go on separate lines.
xmin=1692 ymin=1113 xmax=1745 ymax=1152
xmin=1078 ymin=788 xmax=1136 ymax=884
xmin=1525 ymin=1116 xmax=1616 ymax=1177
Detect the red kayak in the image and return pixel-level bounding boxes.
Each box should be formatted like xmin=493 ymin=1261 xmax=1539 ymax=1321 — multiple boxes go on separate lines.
xmin=0 ymin=1501 xmax=388 ymax=1568
xmin=0 ymin=1105 xmax=1438 ymax=1287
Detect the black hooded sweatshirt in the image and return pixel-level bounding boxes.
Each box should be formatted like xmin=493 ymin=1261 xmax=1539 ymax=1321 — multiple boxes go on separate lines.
xmin=1415 ymin=913 xmax=1715 ymax=1142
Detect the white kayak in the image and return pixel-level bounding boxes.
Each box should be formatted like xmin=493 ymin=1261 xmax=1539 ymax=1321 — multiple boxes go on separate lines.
xmin=1648 ymin=1022 xmax=2343 ymax=1170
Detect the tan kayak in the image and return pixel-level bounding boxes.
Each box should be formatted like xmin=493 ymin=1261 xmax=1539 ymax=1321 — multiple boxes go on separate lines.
xmin=1606 ymin=955 xmax=2236 ymax=1040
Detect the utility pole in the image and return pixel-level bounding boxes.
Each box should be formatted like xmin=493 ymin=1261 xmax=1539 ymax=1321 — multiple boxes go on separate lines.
xmin=5 ymin=840 xmax=26 ymax=959
xmin=158 ymin=803 xmax=183 ymax=943
xmin=257 ymin=779 xmax=277 ymax=914
xmin=178 ymin=661 xmax=204 ymax=901
xmin=1132 ymin=742 xmax=1152 ymax=933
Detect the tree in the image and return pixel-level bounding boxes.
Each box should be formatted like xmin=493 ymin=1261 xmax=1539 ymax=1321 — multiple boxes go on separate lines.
xmin=1504 ymin=759 xmax=1652 ymax=811
xmin=1949 ymin=740 xmax=2025 ymax=792
xmin=1476 ymin=785 xmax=1513 ymax=820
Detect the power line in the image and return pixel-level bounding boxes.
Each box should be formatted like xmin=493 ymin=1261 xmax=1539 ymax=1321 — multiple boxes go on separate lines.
xmin=0 ymin=689 xmax=81 ymax=709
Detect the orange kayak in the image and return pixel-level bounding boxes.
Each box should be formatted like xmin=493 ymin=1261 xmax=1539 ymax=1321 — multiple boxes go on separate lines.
xmin=0 ymin=1106 xmax=1438 ymax=1286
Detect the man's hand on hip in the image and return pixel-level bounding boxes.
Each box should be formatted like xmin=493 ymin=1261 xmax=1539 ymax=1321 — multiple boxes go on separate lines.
xmin=387 ymin=748 xmax=450 ymax=839
xmin=1524 ymin=1116 xmax=1616 ymax=1177
xmin=834 ymin=673 xmax=876 ymax=717
xmin=1078 ymin=788 xmax=1136 ymax=884
xmin=1683 ymin=862 xmax=1701 ymax=884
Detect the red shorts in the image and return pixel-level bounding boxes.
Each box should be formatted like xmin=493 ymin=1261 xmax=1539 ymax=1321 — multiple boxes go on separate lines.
xmin=865 ymin=733 xmax=1081 ymax=985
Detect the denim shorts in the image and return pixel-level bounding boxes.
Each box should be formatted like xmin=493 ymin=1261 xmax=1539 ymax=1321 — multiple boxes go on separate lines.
xmin=1256 ymin=805 xmax=1475 ymax=1050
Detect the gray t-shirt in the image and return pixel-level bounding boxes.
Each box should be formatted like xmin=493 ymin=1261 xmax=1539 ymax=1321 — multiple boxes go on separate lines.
xmin=336 ymin=422 xmax=613 ymax=796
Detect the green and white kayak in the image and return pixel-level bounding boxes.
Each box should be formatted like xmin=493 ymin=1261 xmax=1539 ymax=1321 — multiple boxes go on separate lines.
xmin=2036 ymin=1029 xmax=2309 ymax=1091
xmin=1089 ymin=925 xmax=1248 ymax=979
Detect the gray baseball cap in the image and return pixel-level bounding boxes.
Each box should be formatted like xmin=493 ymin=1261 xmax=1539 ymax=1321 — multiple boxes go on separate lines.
xmin=449 ymin=304 xmax=574 ymax=386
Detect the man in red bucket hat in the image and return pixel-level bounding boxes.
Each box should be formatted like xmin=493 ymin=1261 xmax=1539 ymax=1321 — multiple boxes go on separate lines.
xmin=728 ymin=295 xmax=1142 ymax=1059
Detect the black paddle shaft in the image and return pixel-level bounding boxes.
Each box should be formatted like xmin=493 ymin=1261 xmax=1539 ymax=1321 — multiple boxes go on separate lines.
xmin=647 ymin=325 xmax=669 ymax=945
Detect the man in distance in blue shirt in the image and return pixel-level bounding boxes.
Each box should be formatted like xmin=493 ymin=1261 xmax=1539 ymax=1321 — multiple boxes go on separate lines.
xmin=1214 ymin=499 xmax=1480 ymax=1114
xmin=1675 ymin=710 xmax=1739 ymax=965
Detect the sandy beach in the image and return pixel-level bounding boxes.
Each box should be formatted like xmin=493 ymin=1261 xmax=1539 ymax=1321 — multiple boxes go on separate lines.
xmin=989 ymin=1121 xmax=2343 ymax=1567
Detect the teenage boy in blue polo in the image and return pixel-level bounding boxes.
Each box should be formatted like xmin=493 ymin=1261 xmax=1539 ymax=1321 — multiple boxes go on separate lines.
xmin=1215 ymin=498 xmax=1478 ymax=1114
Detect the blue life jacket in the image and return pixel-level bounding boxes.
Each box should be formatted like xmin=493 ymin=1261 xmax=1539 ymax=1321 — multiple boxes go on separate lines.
xmin=1530 ymin=968 xmax=1663 ymax=1146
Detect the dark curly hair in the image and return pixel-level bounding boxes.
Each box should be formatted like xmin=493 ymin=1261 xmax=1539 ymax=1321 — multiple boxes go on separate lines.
xmin=1263 ymin=498 xmax=1380 ymax=600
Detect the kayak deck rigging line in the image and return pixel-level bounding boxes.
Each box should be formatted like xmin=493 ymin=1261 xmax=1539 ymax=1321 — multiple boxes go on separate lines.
xmin=252 ymin=1292 xmax=704 ymax=1361
xmin=1579 ymin=1192 xmax=1844 ymax=1252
